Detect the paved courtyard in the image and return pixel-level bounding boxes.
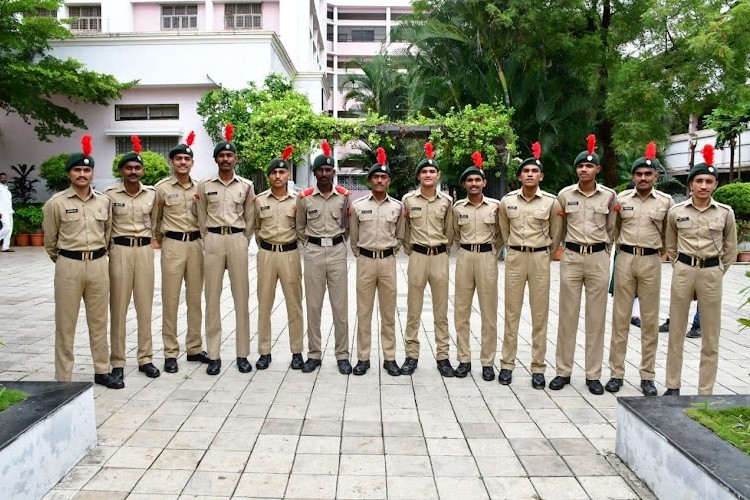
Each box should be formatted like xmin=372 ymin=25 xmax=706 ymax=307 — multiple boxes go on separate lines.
xmin=1 ymin=246 xmax=749 ymax=499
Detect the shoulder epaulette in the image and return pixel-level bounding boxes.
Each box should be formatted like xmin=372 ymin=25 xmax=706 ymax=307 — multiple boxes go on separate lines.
xmin=257 ymin=188 xmax=272 ymax=198
xmin=402 ymin=190 xmax=417 ymax=202
xmin=154 ymin=178 xmax=170 ymax=188
xmin=485 ymin=196 xmax=501 ymax=205
xmin=103 ymin=184 xmax=119 ymax=192
xmin=298 ymin=187 xmax=314 ymax=198
xmin=238 ymin=176 xmax=253 ymax=186
xmin=93 ymin=189 xmax=106 ymax=196
xmin=558 ymin=184 xmax=576 ymax=196
xmin=453 ymin=198 xmax=468 ymax=207
xmin=715 ymin=201 xmax=733 ymax=211
xmin=143 ymin=185 xmax=156 ymax=191
xmin=387 ymin=195 xmax=402 ymax=206
xmin=672 ymin=199 xmax=690 ymax=209
xmin=438 ymin=191 xmax=453 ymax=203
xmin=352 ymin=196 xmax=368 ymax=205
xmin=48 ymin=191 xmax=66 ymax=202
xmin=540 ymin=190 xmax=556 ymax=199
xmin=652 ymin=189 xmax=672 ymax=200
xmin=335 ymin=185 xmax=350 ymax=196
xmin=600 ymin=185 xmax=617 ymax=195
xmin=617 ymin=189 xmax=635 ymax=200
xmin=501 ymin=189 xmax=519 ymax=200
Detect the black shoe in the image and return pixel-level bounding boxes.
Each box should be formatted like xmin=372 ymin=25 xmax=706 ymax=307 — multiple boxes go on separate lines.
xmin=237 ymin=357 xmax=252 ymax=373
xmin=454 ymin=362 xmax=471 ymax=378
xmin=630 ymin=316 xmax=641 ymax=328
xmin=255 ymin=354 xmax=271 ymax=370
xmin=686 ymin=326 xmax=701 ymax=338
xmin=641 ymin=380 xmax=658 ymax=397
xmin=187 ymin=351 xmax=210 ymax=363
xmin=531 ymin=373 xmax=546 ymax=390
xmin=111 ymin=367 xmax=124 ymax=381
xmin=400 ymin=357 xmax=418 ymax=375
xmin=301 ymin=358 xmax=321 ymax=373
xmin=337 ymin=359 xmax=353 ymax=375
xmin=95 ymin=373 xmax=124 ymax=389
xmin=549 ymin=376 xmax=570 ymax=390
xmin=482 ymin=366 xmax=495 ymax=381
xmin=138 ymin=363 xmax=161 ymax=378
xmin=663 ymin=388 xmax=680 ymax=396
xmin=605 ymin=378 xmax=623 ymax=393
xmin=658 ymin=319 xmax=670 ymax=333
xmin=498 ymin=369 xmax=513 ymax=385
xmin=353 ymin=360 xmax=370 ymax=376
xmin=586 ymin=379 xmax=604 ymax=395
xmin=290 ymin=353 xmax=304 ymax=370
xmin=437 ymin=359 xmax=455 ymax=377
xmin=383 ymin=360 xmax=401 ymax=376
xmin=164 ymin=358 xmax=178 ymax=373
xmin=206 ymin=359 xmax=221 ymax=375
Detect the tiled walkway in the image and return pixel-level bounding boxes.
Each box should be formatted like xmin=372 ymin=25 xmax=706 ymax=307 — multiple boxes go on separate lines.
xmin=1 ymin=246 xmax=748 ymax=499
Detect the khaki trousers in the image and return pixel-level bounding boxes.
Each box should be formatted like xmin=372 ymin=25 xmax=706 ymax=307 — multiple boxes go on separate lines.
xmin=257 ymin=247 xmax=304 ymax=355
xmin=204 ymin=232 xmax=250 ymax=360
xmin=303 ymin=242 xmax=349 ymax=360
xmin=403 ymin=252 xmax=450 ymax=361
xmin=161 ymin=237 xmax=204 ymax=358
xmin=54 ymin=255 xmax=110 ymax=381
xmin=609 ymin=251 xmax=661 ymax=380
xmin=665 ymin=262 xmax=723 ymax=394
xmin=355 ymin=254 xmax=397 ymax=362
xmin=555 ymin=249 xmax=609 ymax=380
xmin=502 ymin=249 xmax=551 ymax=373
xmin=109 ymin=244 xmax=154 ymax=367
xmin=455 ymin=249 xmax=497 ymax=366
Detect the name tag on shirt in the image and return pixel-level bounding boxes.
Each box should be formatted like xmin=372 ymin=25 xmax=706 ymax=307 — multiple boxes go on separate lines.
xmin=65 ymin=208 xmax=78 ymax=214
xmin=206 ymin=191 xmax=218 ymax=196
xmin=411 ymin=207 xmax=422 ymax=211
xmin=309 ymin=209 xmax=318 ymax=215
xmin=567 ymin=201 xmax=579 ymax=206
xmin=507 ymin=206 xmax=518 ymax=210
xmin=167 ymin=193 xmax=179 ymax=199
xmin=114 ymin=202 xmax=125 ymax=207
xmin=458 ymin=214 xmax=469 ymax=218
xmin=260 ymin=206 xmax=270 ymax=211
xmin=622 ymin=206 xmax=634 ymax=211
xmin=677 ymin=216 xmax=690 ymax=222
xmin=361 ymin=210 xmax=372 ymax=214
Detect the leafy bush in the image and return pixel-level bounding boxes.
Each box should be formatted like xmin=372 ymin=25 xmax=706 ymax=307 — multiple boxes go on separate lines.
xmin=39 ymin=153 xmax=72 ymax=193
xmin=111 ymin=151 xmax=171 ymax=186
xmin=8 ymin=164 xmax=39 ymax=203
xmin=13 ymin=204 xmax=44 ymax=234
xmin=713 ymin=182 xmax=750 ymax=219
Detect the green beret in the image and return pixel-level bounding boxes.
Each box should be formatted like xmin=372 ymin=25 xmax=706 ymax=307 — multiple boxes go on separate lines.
xmin=516 ymin=156 xmax=543 ymax=175
xmin=630 ymin=156 xmax=660 ymax=173
xmin=687 ymin=162 xmax=718 ymax=183
xmin=574 ymin=150 xmax=600 ymax=166
xmin=312 ymin=153 xmax=334 ymax=170
xmin=213 ymin=141 xmax=236 ymax=158
xmin=415 ymin=157 xmax=439 ymax=176
xmin=65 ymin=153 xmax=95 ymax=171
xmin=117 ymin=152 xmax=143 ymax=169
xmin=267 ymin=158 xmax=291 ymax=175
xmin=460 ymin=166 xmax=485 ymax=183
xmin=367 ymin=163 xmax=390 ymax=179
xmin=169 ymin=143 xmax=194 ymax=159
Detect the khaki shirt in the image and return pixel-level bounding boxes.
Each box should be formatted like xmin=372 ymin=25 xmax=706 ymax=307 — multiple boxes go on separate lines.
xmin=254 ymin=188 xmax=297 ymax=244
xmin=402 ymin=188 xmax=453 ymax=254
xmin=196 ymin=174 xmax=255 ymax=238
xmin=42 ymin=186 xmax=111 ymax=261
xmin=614 ymin=188 xmax=674 ymax=250
xmin=452 ymin=196 xmax=502 ymax=253
xmin=296 ymin=185 xmax=350 ymax=242
xmin=557 ymin=183 xmax=617 ymax=245
xmin=666 ymin=198 xmax=737 ymax=271
xmin=104 ymin=182 xmax=156 ymax=239
xmin=499 ymin=188 xmax=562 ymax=251
xmin=153 ymin=175 xmax=200 ymax=242
xmin=350 ymin=193 xmax=404 ymax=256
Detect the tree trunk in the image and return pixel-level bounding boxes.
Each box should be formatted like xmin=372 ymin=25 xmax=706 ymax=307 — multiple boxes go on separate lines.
xmin=597 ymin=119 xmax=619 ymax=187
xmin=729 ymin=137 xmax=736 ymax=182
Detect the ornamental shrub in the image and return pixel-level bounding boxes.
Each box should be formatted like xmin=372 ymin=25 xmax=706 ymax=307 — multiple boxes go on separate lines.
xmin=39 ymin=153 xmax=71 ymax=193
xmin=111 ymin=151 xmax=171 ymax=186
xmin=713 ymin=182 xmax=750 ymax=219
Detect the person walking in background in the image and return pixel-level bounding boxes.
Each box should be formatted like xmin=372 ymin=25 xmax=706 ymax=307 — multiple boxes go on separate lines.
xmin=0 ymin=172 xmax=13 ymax=252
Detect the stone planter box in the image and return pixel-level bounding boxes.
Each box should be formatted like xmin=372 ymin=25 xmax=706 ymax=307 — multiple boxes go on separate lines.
xmin=0 ymin=381 xmax=96 ymax=500
xmin=616 ymin=395 xmax=750 ymax=500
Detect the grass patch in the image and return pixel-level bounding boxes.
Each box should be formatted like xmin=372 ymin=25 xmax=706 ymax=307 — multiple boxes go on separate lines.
xmin=686 ymin=405 xmax=750 ymax=457
xmin=0 ymin=387 xmax=28 ymax=412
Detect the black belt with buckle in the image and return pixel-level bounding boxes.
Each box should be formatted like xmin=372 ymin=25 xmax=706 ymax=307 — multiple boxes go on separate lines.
xmin=207 ymin=226 xmax=244 ymax=235
xmin=509 ymin=245 xmax=547 ymax=253
xmin=460 ymin=243 xmax=493 ymax=253
xmin=565 ymin=242 xmax=607 ymax=254
xmin=308 ymin=235 xmax=345 ymax=246
xmin=260 ymin=240 xmax=298 ymax=252
xmin=620 ymin=244 xmax=659 ymax=256
xmin=412 ymin=244 xmax=447 ymax=256
xmin=360 ymin=247 xmax=395 ymax=259
xmin=59 ymin=248 xmax=107 ymax=261
xmin=165 ymin=231 xmax=201 ymax=242
xmin=113 ymin=236 xmax=151 ymax=247
xmin=678 ymin=253 xmax=720 ymax=268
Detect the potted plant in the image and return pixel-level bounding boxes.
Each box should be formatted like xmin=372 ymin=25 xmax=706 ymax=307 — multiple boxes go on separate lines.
xmin=13 ymin=205 xmax=44 ymax=246
xmin=8 ymin=164 xmax=39 ymax=204
xmin=736 ymin=220 xmax=750 ymax=262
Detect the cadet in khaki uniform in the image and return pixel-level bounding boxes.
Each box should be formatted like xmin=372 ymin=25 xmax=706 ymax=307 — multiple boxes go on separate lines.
xmin=254 ymin=146 xmax=304 ymax=371
xmin=452 ymin=152 xmax=501 ymax=381
xmin=196 ymin=125 xmax=255 ymax=375
xmin=550 ymin=135 xmax=616 ymax=395
xmin=350 ymin=148 xmax=404 ymax=376
xmin=296 ymin=140 xmax=352 ymax=375
xmin=42 ymin=136 xmax=123 ymax=389
xmin=605 ymin=143 xmax=673 ymax=397
xmin=401 ymin=142 xmax=455 ymax=377
xmin=498 ymin=143 xmax=562 ymax=389
xmin=154 ymin=132 xmax=209 ymax=374
xmin=664 ymin=145 xmax=736 ymax=396
xmin=106 ymin=137 xmax=160 ymax=381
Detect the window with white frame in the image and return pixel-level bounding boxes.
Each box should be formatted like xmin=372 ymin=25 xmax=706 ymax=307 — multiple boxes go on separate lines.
xmin=115 ymin=104 xmax=179 ymax=121
xmin=36 ymin=8 xmax=58 ymax=17
xmin=161 ymin=4 xmax=197 ymax=31
xmin=224 ymin=3 xmax=261 ymax=30
xmin=68 ymin=5 xmax=102 ymax=33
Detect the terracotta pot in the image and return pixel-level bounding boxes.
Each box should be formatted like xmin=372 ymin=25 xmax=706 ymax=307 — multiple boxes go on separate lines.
xmin=737 ymin=251 xmax=750 ymax=263
xmin=15 ymin=234 xmax=30 ymax=246
xmin=30 ymin=233 xmax=44 ymax=246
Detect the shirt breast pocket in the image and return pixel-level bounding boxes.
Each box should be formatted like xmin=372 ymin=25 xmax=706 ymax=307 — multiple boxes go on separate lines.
xmin=565 ymin=203 xmax=580 ymax=215
xmin=676 ymin=218 xmax=692 ymax=229
xmin=164 ymin=196 xmax=182 ymax=208
xmin=234 ymin=191 xmax=245 ymax=214
xmin=259 ymin=206 xmax=273 ymax=219
xmin=113 ymin=204 xmax=128 ymax=216
xmin=620 ymin=207 xmax=635 ymax=219
xmin=62 ymin=209 xmax=82 ymax=222
xmin=408 ymin=208 xmax=423 ymax=226
xmin=649 ymin=209 xmax=665 ymax=222
xmin=484 ymin=212 xmax=497 ymax=225
xmin=358 ymin=212 xmax=374 ymax=222
xmin=206 ymin=192 xmax=220 ymax=204
xmin=533 ymin=209 xmax=548 ymax=221
xmin=385 ymin=211 xmax=399 ymax=224
xmin=708 ymin=219 xmax=725 ymax=231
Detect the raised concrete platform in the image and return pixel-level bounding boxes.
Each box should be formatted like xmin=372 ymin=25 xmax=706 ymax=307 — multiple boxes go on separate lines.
xmin=616 ymin=395 xmax=750 ymax=500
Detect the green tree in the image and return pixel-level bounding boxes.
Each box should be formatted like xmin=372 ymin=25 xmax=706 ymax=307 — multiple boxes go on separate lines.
xmin=341 ymin=54 xmax=408 ymax=120
xmin=111 ymin=151 xmax=170 ymax=186
xmin=704 ymin=99 xmax=750 ymax=182
xmin=0 ymin=0 xmax=131 ymax=141
xmin=39 ymin=153 xmax=70 ymax=193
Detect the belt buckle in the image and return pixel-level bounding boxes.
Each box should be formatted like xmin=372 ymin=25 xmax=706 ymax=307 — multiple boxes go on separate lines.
xmin=578 ymin=244 xmax=586 ymax=254
xmin=220 ymin=227 xmax=228 ymax=235
xmin=376 ymin=250 xmax=384 ymax=259
xmin=634 ymin=246 xmax=643 ymax=256
xmin=272 ymin=243 xmax=281 ymax=252
xmin=427 ymin=246 xmax=435 ymax=256
xmin=181 ymin=233 xmax=189 ymax=242
xmin=321 ymin=237 xmax=333 ymax=247
xmin=520 ymin=246 xmax=528 ymax=252
xmin=82 ymin=251 xmax=93 ymax=260
xmin=691 ymin=256 xmax=702 ymax=267
xmin=471 ymin=244 xmax=478 ymax=252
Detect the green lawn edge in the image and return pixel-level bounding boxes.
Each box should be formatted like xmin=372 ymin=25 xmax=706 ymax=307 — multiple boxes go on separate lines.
xmin=0 ymin=387 xmax=28 ymax=412
xmin=686 ymin=406 xmax=750 ymax=457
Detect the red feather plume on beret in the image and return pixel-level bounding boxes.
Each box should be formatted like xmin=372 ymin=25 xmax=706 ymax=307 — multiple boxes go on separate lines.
xmin=532 ymin=141 xmax=541 ymax=160
xmin=321 ymin=140 xmax=331 ymax=157
xmin=644 ymin=142 xmax=656 ymax=160
xmin=224 ymin=124 xmax=234 ymax=142
xmin=186 ymin=131 xmax=195 ymax=147
xmin=377 ymin=147 xmax=387 ymax=165
xmin=424 ymin=142 xmax=434 ymax=159
xmin=81 ymin=135 xmax=92 ymax=156
xmin=472 ymin=151 xmax=483 ymax=169
xmin=587 ymin=134 xmax=596 ymax=155
xmin=282 ymin=145 xmax=294 ymax=161
xmin=131 ymin=135 xmax=142 ymax=154
xmin=702 ymin=144 xmax=714 ymax=166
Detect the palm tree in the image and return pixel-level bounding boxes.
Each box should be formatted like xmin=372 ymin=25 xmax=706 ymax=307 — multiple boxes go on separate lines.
xmin=340 ymin=54 xmax=407 ymax=120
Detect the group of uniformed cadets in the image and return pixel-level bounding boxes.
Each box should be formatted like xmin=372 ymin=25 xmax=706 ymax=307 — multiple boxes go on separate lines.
xmin=43 ymin=131 xmax=736 ymax=397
